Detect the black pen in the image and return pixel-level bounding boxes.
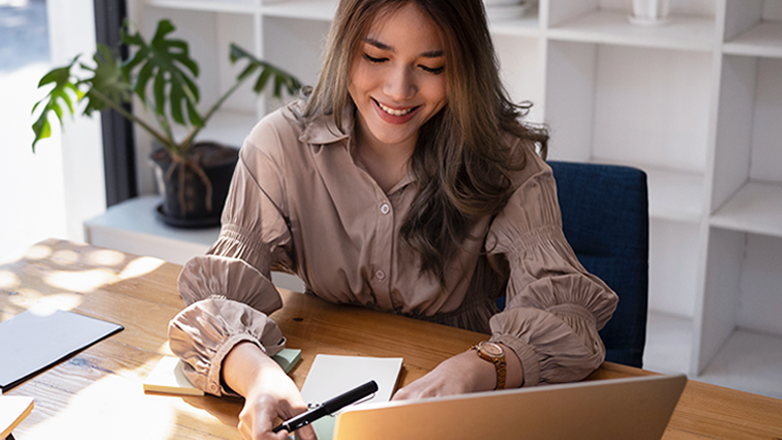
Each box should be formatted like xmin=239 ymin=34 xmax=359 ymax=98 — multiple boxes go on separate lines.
xmin=272 ymin=380 xmax=379 ymax=434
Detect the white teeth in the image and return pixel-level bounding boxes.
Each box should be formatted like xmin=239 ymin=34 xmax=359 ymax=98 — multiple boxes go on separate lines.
xmin=377 ymin=101 xmax=414 ymax=116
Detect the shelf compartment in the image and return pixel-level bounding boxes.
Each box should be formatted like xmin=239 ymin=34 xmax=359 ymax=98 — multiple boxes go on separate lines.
xmin=261 ymin=0 xmax=337 ymax=21
xmin=710 ymin=181 xmax=782 ymax=237
xmin=488 ymin=3 xmax=540 ymax=37
xmin=144 ymin=0 xmax=259 ymax=13
xmin=548 ymin=10 xmax=714 ymax=52
xmin=648 ymin=218 xmax=700 ymax=320
xmin=586 ymin=161 xmax=705 ymax=223
xmin=694 ymin=228 xmax=782 ymax=386
xmin=644 ymin=166 xmax=704 ymax=223
xmin=723 ymin=21 xmax=782 ymax=58
xmin=643 ymin=311 xmax=693 ymax=375
xmin=697 ymin=329 xmax=782 ymax=399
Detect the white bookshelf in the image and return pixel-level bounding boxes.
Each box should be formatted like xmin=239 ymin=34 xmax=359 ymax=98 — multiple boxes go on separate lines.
xmin=262 ymin=1 xmax=338 ymax=21
xmin=710 ymin=182 xmax=782 ymax=236
xmin=547 ymin=10 xmax=715 ymax=52
xmin=118 ymin=0 xmax=782 ymax=398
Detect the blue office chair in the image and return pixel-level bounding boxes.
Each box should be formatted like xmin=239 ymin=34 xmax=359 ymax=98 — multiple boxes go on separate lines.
xmin=497 ymin=161 xmax=649 ymax=368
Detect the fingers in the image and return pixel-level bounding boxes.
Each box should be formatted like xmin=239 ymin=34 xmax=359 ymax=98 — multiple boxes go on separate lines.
xmin=294 ymin=423 xmax=318 ymax=440
xmin=237 ymin=390 xmax=313 ymax=440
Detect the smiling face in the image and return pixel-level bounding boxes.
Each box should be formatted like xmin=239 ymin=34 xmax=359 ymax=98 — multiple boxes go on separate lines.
xmin=348 ymin=2 xmax=448 ymax=157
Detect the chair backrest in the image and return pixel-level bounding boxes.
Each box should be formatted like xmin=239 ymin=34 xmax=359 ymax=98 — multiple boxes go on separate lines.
xmin=550 ymin=161 xmax=649 ymax=368
xmin=497 ymin=161 xmax=649 ymax=368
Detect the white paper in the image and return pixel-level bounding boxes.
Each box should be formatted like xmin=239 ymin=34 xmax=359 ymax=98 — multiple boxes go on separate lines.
xmin=299 ymin=354 xmax=403 ymax=440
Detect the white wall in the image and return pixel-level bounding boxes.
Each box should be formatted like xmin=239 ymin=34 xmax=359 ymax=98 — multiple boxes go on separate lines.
xmin=47 ymin=0 xmax=106 ymax=242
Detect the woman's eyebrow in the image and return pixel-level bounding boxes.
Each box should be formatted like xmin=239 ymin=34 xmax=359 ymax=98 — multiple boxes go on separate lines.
xmin=364 ymin=38 xmax=444 ymax=58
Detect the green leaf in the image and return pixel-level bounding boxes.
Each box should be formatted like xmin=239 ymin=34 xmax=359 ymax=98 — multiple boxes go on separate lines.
xmin=237 ymin=62 xmax=259 ymax=82
xmin=254 ymin=68 xmax=272 ymax=94
xmin=229 ymin=43 xmax=302 ymax=99
xmin=186 ymin=99 xmax=204 ymax=127
xmin=66 ymin=83 xmax=85 ymax=101
xmin=134 ymin=61 xmax=154 ymax=105
xmin=121 ymin=19 xmax=202 ymax=127
xmin=170 ymin=78 xmax=185 ymax=124
xmin=51 ymin=101 xmax=63 ymax=121
xmin=80 ymin=44 xmax=132 ymax=115
xmin=274 ymin=74 xmax=283 ymax=98
xmin=153 ymin=70 xmax=166 ymax=116
xmin=30 ymin=57 xmax=84 ymax=152
xmin=52 ymin=89 xmax=74 ymax=115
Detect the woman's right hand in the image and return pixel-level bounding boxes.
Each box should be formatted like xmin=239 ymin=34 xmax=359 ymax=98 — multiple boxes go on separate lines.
xmin=223 ymin=341 xmax=317 ymax=440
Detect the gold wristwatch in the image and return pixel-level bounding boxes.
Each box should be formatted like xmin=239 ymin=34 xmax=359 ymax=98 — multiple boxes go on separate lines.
xmin=471 ymin=341 xmax=507 ymax=390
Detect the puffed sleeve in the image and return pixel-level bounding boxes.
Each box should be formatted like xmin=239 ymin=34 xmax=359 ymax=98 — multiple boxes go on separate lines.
xmin=486 ymin=159 xmax=618 ymax=387
xmin=168 ymin=115 xmax=296 ymax=396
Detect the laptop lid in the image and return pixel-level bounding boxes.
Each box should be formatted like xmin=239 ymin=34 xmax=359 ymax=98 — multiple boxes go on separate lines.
xmin=333 ymin=374 xmax=686 ymax=440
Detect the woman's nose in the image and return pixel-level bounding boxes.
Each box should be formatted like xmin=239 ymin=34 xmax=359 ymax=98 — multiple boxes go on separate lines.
xmin=383 ymin=66 xmax=416 ymax=101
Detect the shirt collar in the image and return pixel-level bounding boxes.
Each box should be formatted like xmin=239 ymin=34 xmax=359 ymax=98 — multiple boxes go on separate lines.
xmin=297 ymin=103 xmax=354 ymax=145
xmin=295 ymin=100 xmax=418 ymax=194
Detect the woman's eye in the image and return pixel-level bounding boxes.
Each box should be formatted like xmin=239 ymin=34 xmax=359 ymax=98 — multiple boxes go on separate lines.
xmin=419 ymin=65 xmax=445 ymax=75
xmin=363 ymin=54 xmax=387 ymax=64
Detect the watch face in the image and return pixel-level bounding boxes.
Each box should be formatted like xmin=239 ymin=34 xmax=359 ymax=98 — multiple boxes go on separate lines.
xmin=480 ymin=342 xmax=504 ymax=358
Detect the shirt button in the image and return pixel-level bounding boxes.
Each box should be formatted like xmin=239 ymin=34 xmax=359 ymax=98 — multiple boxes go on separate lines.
xmin=375 ymin=270 xmax=386 ymax=280
xmin=380 ymin=203 xmax=390 ymax=214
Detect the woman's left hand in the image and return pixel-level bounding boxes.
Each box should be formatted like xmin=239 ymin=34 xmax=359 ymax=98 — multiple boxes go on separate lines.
xmin=391 ymin=349 xmax=497 ymax=400
xmin=392 ymin=343 xmax=523 ymax=401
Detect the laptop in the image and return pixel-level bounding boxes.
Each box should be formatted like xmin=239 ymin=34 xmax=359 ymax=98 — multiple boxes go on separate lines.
xmin=332 ymin=374 xmax=687 ymax=440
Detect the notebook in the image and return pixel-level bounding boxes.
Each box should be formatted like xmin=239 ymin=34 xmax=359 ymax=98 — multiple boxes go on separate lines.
xmin=0 ymin=395 xmax=34 ymax=438
xmin=143 ymin=348 xmax=302 ymax=395
xmin=0 ymin=304 xmax=124 ymax=392
xmin=300 ymin=354 xmax=403 ymax=440
xmin=332 ymin=374 xmax=687 ymax=440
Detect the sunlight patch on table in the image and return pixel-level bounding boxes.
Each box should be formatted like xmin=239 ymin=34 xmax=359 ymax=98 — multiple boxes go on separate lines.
xmin=32 ymin=292 xmax=83 ymax=312
xmin=118 ymin=257 xmax=165 ymax=281
xmin=21 ymin=374 xmax=178 ymax=440
xmin=24 ymin=244 xmax=52 ymax=260
xmin=3 ymin=287 xmax=42 ymax=309
xmin=43 ymin=269 xmax=117 ymax=293
xmin=86 ymin=249 xmax=127 ymax=267
xmin=51 ymin=249 xmax=81 ymax=266
xmin=0 ymin=270 xmax=21 ymax=290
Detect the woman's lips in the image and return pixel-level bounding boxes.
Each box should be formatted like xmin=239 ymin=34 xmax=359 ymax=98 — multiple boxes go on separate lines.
xmin=372 ymin=98 xmax=420 ymax=124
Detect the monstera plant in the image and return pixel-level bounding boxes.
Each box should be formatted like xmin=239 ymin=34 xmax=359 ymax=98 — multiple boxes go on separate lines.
xmin=31 ymin=19 xmax=301 ymax=226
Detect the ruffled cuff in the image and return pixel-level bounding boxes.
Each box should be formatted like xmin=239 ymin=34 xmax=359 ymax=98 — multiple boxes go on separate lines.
xmin=168 ymin=297 xmax=286 ymax=397
xmin=489 ymin=305 xmax=605 ymax=386
xmin=489 ymin=333 xmax=541 ymax=387
xmin=178 ymin=255 xmax=283 ymax=314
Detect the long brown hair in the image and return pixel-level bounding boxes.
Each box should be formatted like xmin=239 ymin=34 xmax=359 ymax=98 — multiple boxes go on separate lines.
xmin=305 ymin=0 xmax=548 ymax=282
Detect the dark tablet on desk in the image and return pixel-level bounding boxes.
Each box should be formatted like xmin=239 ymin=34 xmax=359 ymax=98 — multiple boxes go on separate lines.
xmin=0 ymin=304 xmax=124 ymax=392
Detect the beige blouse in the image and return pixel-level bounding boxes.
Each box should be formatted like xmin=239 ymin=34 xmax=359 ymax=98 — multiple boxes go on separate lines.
xmin=168 ymin=101 xmax=618 ymax=396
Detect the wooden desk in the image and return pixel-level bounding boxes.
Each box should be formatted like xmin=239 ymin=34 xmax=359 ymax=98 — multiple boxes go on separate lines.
xmin=1 ymin=240 xmax=781 ymax=439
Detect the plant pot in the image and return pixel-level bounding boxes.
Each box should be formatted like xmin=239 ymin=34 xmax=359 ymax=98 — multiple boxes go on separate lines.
xmin=150 ymin=142 xmax=239 ymax=228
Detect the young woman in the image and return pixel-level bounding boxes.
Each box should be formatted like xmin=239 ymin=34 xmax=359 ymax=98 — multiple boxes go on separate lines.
xmin=168 ymin=1 xmax=618 ymax=439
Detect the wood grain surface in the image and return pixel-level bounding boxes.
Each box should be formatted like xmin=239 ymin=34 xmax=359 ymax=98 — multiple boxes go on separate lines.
xmin=1 ymin=239 xmax=780 ymax=439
